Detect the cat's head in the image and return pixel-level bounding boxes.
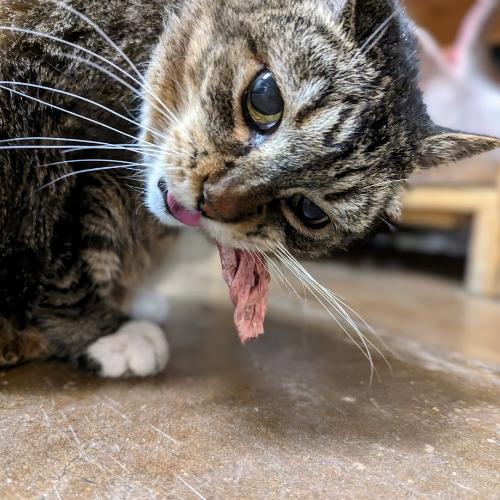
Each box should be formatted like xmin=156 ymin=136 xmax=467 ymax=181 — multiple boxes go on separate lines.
xmin=142 ymin=0 xmax=500 ymax=257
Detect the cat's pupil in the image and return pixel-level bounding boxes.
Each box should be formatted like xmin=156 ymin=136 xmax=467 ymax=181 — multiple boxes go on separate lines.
xmin=289 ymin=196 xmax=330 ymax=229
xmin=300 ymin=198 xmax=327 ymax=222
xmin=250 ymin=71 xmax=283 ymax=116
xmin=245 ymin=70 xmax=284 ymax=132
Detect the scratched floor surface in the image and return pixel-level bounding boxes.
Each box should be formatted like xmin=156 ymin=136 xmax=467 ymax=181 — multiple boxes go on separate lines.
xmin=1 ymin=233 xmax=499 ymax=499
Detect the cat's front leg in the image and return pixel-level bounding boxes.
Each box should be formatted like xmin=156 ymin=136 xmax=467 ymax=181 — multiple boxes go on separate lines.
xmin=82 ymin=320 xmax=169 ymax=378
xmin=31 ymin=297 xmax=170 ymax=378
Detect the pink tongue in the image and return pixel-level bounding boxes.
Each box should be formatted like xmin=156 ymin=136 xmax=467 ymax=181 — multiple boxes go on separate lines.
xmin=167 ymin=192 xmax=201 ymax=228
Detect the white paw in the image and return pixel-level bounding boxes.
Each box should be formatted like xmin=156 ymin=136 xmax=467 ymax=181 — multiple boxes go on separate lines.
xmin=129 ymin=289 xmax=170 ymax=324
xmin=86 ymin=321 xmax=169 ymax=378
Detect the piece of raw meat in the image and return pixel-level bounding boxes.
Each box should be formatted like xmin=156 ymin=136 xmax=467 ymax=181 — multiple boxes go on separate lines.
xmin=218 ymin=245 xmax=271 ymax=343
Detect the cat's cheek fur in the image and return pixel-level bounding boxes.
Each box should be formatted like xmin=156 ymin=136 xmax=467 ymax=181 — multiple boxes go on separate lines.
xmin=145 ymin=169 xmax=173 ymax=226
xmin=144 ymin=162 xmax=185 ymax=228
xmin=84 ymin=321 xmax=170 ymax=378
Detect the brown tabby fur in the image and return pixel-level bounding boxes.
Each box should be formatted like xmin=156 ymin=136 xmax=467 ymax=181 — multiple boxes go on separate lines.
xmin=0 ymin=0 xmax=171 ymax=365
xmin=0 ymin=0 xmax=498 ymax=371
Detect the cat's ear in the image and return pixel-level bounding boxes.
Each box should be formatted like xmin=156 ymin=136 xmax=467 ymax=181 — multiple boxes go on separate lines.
xmin=416 ymin=128 xmax=500 ymax=169
xmin=341 ymin=0 xmax=400 ymax=46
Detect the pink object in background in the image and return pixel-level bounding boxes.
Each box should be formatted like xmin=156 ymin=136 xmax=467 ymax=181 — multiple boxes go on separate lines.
xmin=414 ymin=0 xmax=500 ymax=185
xmin=417 ymin=0 xmax=500 ymax=139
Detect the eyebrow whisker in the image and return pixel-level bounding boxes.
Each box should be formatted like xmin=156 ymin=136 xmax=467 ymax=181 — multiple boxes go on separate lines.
xmin=0 ymin=81 xmax=169 ymax=145
xmin=37 ymin=164 xmax=143 ymax=191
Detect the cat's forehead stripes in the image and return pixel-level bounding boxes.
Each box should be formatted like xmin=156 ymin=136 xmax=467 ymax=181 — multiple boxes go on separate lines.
xmin=140 ymin=0 xmax=500 ymax=258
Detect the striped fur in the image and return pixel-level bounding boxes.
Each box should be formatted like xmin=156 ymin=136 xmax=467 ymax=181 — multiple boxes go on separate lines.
xmin=0 ymin=0 xmax=172 ymax=367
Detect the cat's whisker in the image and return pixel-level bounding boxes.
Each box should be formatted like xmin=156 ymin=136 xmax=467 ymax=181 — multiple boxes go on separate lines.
xmin=272 ymin=246 xmax=377 ymax=381
xmin=265 ymin=252 xmax=306 ymax=302
xmin=362 ymin=26 xmax=392 ymax=60
xmin=136 ymin=54 xmax=194 ymax=141
xmin=244 ymin=245 xmax=281 ymax=288
xmin=348 ymin=11 xmax=398 ymax=69
xmin=274 ymin=243 xmax=380 ymax=347
xmin=0 ymin=144 xmax=139 ymax=152
xmin=273 ymin=242 xmax=392 ymax=382
xmin=129 ymin=170 xmax=149 ymax=179
xmin=37 ymin=164 xmax=142 ymax=191
xmin=39 ymin=158 xmax=149 ymax=169
xmin=48 ymin=1 xmax=193 ymax=144
xmin=378 ymin=215 xmax=398 ymax=232
xmin=259 ymin=242 xmax=308 ymax=300
xmin=291 ymin=275 xmax=391 ymax=378
xmin=0 ymin=81 xmax=168 ymax=146
xmin=306 ymin=263 xmax=399 ymax=365
xmin=272 ymin=246 xmax=368 ymax=343
xmin=62 ymin=147 xmax=158 ymax=157
xmin=0 ymin=86 xmax=190 ymax=159
xmin=360 ymin=12 xmax=398 ymax=55
xmin=60 ymin=53 xmax=187 ymax=143
xmin=243 ymin=245 xmax=296 ymax=298
xmin=0 ymin=24 xmax=189 ymax=144
xmin=0 ymin=26 xmax=140 ymax=91
xmin=60 ymin=145 xmax=169 ymax=157
xmin=0 ymin=137 xmax=163 ymax=155
xmin=0 ymin=84 xmax=142 ymax=145
xmin=276 ymin=263 xmax=379 ymax=385
xmin=50 ymin=0 xmax=144 ymax=82
xmin=263 ymin=257 xmax=288 ymax=290
xmin=0 ymin=143 xmax=161 ymax=158
xmin=274 ymin=252 xmax=309 ymax=300
xmin=38 ymin=158 xmax=175 ymax=180
xmin=272 ymin=244 xmax=370 ymax=345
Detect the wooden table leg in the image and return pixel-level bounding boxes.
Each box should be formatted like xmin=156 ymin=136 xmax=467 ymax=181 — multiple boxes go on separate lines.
xmin=466 ymin=199 xmax=500 ymax=297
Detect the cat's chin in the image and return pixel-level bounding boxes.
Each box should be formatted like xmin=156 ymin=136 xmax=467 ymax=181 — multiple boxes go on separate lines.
xmin=199 ymin=219 xmax=266 ymax=253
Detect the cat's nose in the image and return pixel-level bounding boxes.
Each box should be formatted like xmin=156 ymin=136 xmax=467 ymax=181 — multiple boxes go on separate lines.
xmin=199 ymin=179 xmax=269 ymax=223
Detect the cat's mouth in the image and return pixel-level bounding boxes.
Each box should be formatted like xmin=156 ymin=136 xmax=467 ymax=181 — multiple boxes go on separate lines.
xmin=157 ymin=178 xmax=261 ymax=249
xmin=159 ymin=182 xmax=270 ymax=343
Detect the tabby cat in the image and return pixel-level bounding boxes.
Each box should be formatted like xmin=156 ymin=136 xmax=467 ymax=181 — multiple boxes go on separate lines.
xmin=0 ymin=0 xmax=498 ymax=377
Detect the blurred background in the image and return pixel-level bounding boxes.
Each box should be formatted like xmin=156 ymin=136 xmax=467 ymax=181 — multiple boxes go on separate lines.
xmin=335 ymin=0 xmax=500 ymax=300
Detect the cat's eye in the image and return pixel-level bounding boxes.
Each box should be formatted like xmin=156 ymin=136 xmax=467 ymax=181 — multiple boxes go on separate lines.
xmin=289 ymin=195 xmax=330 ymax=229
xmin=244 ymin=70 xmax=284 ymax=132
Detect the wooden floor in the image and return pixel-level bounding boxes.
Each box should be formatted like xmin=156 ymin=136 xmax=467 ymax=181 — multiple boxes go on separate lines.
xmin=1 ymin=233 xmax=499 ymax=499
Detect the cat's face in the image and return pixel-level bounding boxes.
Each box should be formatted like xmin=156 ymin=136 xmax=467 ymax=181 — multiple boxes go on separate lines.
xmin=142 ymin=0 xmax=500 ymax=257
